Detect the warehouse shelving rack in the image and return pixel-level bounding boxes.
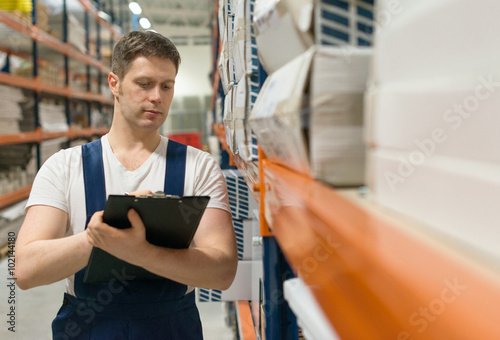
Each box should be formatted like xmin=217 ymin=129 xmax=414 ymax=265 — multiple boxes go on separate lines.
xmin=211 ymin=1 xmax=500 ymax=339
xmin=0 ymin=0 xmax=125 ymax=210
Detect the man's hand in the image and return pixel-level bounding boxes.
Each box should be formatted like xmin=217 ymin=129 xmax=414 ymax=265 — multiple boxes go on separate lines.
xmin=85 ymin=204 xmax=152 ymax=266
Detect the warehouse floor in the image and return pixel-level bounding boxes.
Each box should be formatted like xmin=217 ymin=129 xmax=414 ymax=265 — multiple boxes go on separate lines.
xmin=0 ymin=257 xmax=236 ymax=340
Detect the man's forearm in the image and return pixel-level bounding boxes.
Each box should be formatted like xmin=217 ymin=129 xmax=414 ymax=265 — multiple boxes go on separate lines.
xmin=137 ymin=244 xmax=237 ymax=290
xmin=16 ymin=232 xmax=92 ymax=290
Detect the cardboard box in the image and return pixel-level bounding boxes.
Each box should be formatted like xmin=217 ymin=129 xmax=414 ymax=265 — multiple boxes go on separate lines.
xmin=365 ymin=74 xmax=500 ymax=164
xmin=369 ymin=148 xmax=500 ymax=261
xmin=254 ymin=0 xmax=314 ymax=74
xmin=249 ymin=46 xmax=371 ymax=186
xmin=197 ymin=260 xmax=262 ymax=302
xmin=373 ymin=0 xmax=500 ymax=83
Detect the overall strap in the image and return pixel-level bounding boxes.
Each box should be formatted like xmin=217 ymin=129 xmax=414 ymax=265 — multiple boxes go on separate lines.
xmin=75 ymin=137 xmax=190 ymax=301
xmin=82 ymin=139 xmax=106 ymax=224
xmin=165 ymin=139 xmax=187 ymax=197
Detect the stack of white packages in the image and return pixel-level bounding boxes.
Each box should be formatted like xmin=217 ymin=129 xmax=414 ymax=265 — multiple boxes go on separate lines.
xmin=40 ymin=137 xmax=67 ymax=165
xmin=197 ymin=169 xmax=261 ymax=302
xmin=39 ymin=102 xmax=68 ymax=132
xmin=365 ymin=0 xmax=500 ymax=260
xmin=219 ymin=0 xmax=260 ymax=162
xmin=0 ymin=84 xmax=25 ymax=134
xmin=250 ymin=46 xmax=371 ymax=186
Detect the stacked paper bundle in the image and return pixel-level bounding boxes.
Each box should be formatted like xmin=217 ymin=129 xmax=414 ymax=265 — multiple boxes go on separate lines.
xmin=0 ymin=84 xmax=25 ymax=134
xmin=366 ymin=0 xmax=500 ymax=260
xmin=219 ymin=0 xmax=260 ymax=162
xmin=0 ymin=143 xmax=36 ymax=195
xmin=39 ymin=102 xmax=68 ymax=132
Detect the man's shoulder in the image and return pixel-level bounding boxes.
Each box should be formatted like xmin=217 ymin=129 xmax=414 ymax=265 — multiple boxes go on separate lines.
xmin=42 ymin=143 xmax=84 ymax=170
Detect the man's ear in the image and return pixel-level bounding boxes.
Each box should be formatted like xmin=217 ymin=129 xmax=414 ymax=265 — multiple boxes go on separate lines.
xmin=108 ymin=72 xmax=120 ymax=97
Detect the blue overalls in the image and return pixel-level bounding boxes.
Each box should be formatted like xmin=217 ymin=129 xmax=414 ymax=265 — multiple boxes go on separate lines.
xmin=52 ymin=139 xmax=203 ymax=340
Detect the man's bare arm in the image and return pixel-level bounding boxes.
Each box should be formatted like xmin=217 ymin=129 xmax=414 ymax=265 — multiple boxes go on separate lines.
xmin=15 ymin=205 xmax=92 ymax=290
xmin=86 ymin=207 xmax=238 ymax=290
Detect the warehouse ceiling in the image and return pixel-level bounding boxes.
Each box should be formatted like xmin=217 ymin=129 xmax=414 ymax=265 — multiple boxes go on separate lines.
xmin=124 ymin=0 xmax=214 ymax=45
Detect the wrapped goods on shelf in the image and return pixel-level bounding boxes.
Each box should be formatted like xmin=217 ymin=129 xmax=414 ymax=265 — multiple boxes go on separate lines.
xmin=218 ymin=0 xmax=232 ymax=39
xmin=36 ymin=1 xmax=49 ymax=33
xmin=0 ymin=84 xmax=26 ymax=134
xmin=372 ymin=0 xmax=500 ymax=83
xmin=369 ymin=148 xmax=500 ymax=261
xmin=254 ymin=0 xmax=314 ymax=74
xmin=90 ymin=109 xmax=111 ymax=129
xmin=233 ymin=0 xmax=259 ymax=81
xmin=0 ymin=143 xmax=35 ymax=195
xmin=246 ymin=77 xmax=260 ymax=162
xmin=365 ymin=74 xmax=500 ymax=164
xmin=19 ymin=96 xmax=36 ymax=132
xmin=224 ymin=72 xmax=260 ymax=162
xmin=13 ymin=60 xmax=65 ymax=87
xmin=315 ymin=0 xmax=375 ymax=46
xmin=366 ymin=0 xmax=500 ymax=262
xmin=223 ymin=169 xmax=259 ymax=220
xmin=215 ymin=95 xmax=224 ymax=124
xmin=49 ymin=12 xmax=86 ymax=54
xmin=39 ymin=102 xmax=68 ymax=132
xmin=197 ymin=260 xmax=262 ymax=302
xmin=223 ymin=86 xmax=236 ymax=153
xmin=40 ymin=137 xmax=67 ymax=165
xmin=250 ymin=46 xmax=371 ymax=186
xmin=69 ymin=101 xmax=90 ymax=130
xmin=218 ymin=14 xmax=236 ymax=95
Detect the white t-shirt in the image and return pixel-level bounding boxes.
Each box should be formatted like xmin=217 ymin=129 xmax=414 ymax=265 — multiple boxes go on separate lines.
xmin=26 ymin=134 xmax=230 ymax=296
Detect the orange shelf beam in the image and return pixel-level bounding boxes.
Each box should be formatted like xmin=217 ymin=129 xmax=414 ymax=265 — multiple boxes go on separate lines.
xmin=0 ymin=72 xmax=36 ymax=90
xmin=237 ymin=301 xmax=257 ymax=340
xmin=0 ymin=130 xmax=40 ymax=145
xmin=263 ymin=163 xmax=500 ymax=339
xmin=0 ymin=127 xmax=109 ymax=146
xmin=0 ymin=72 xmax=113 ymax=104
xmin=0 ymin=10 xmax=110 ymax=72
xmin=0 ymin=185 xmax=32 ymax=210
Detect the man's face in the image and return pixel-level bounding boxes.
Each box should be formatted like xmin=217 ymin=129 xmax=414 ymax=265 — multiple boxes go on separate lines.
xmin=111 ymin=55 xmax=177 ymax=132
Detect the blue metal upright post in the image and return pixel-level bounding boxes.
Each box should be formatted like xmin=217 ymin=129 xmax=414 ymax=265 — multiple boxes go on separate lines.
xmin=132 ymin=13 xmax=138 ymax=31
xmin=63 ymin=0 xmax=70 ymax=145
xmin=263 ymin=236 xmax=299 ymax=340
xmin=84 ymin=9 xmax=91 ymax=128
xmin=31 ymin=0 xmax=41 ymax=168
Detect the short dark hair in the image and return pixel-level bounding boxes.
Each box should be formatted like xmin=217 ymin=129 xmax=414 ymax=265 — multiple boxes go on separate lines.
xmin=111 ymin=31 xmax=181 ymax=79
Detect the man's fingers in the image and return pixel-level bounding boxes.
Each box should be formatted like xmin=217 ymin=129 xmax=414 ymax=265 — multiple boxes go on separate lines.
xmin=127 ymin=209 xmax=145 ymax=230
xmin=126 ymin=190 xmax=153 ymax=197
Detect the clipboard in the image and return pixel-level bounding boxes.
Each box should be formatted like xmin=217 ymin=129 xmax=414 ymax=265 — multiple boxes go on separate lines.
xmin=83 ymin=194 xmax=210 ymax=283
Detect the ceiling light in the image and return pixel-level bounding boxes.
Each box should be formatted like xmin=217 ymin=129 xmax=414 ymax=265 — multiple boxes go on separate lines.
xmin=129 ymin=2 xmax=142 ymax=15
xmin=139 ymin=17 xmax=151 ymax=29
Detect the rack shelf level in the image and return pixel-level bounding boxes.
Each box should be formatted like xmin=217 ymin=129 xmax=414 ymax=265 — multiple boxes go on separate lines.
xmin=263 ymin=163 xmax=500 ymax=339
xmin=0 ymin=185 xmax=32 ymax=210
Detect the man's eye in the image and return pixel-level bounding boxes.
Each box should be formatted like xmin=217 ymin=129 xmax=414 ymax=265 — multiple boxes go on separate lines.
xmin=163 ymin=85 xmax=172 ymax=90
xmin=139 ymin=83 xmax=149 ymax=88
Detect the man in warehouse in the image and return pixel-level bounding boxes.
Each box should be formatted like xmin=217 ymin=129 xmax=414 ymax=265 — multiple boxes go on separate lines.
xmin=15 ymin=30 xmax=238 ymax=339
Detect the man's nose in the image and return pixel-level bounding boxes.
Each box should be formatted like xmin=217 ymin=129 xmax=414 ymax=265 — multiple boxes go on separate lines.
xmin=149 ymin=86 xmax=162 ymax=103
